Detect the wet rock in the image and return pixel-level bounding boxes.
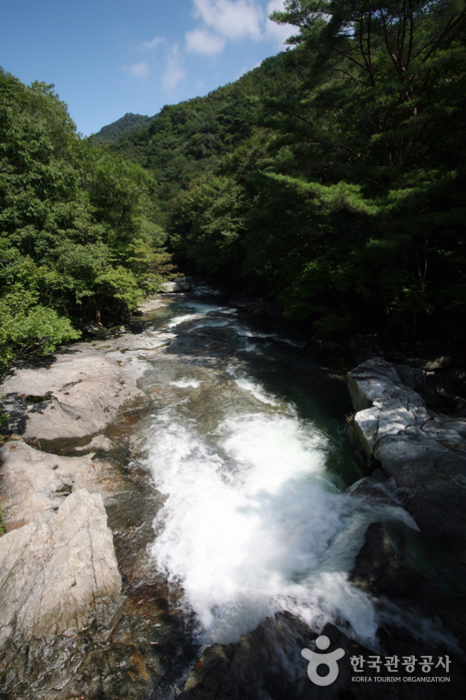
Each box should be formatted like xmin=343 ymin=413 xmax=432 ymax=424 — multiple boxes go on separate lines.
xmin=348 ymin=471 xmax=402 ymax=508
xmin=347 ymin=358 xmax=466 ymax=541
xmin=178 ymin=612 xmax=321 ymax=700
xmin=179 ymin=616 xmax=376 ymax=700
xmin=179 ymin=611 xmax=466 ymax=700
xmin=73 ymin=433 xmax=115 ymax=454
xmin=1 ymin=345 xmax=149 ymax=440
xmin=350 ymin=522 xmax=420 ymax=597
xmin=0 ymin=489 xmax=126 ymax=697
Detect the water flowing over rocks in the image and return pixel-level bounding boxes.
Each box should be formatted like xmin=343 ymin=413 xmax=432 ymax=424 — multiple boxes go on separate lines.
xmin=347 ymin=357 xmax=466 ymax=541
xmin=178 ymin=612 xmax=465 ymax=700
xmin=349 ymin=521 xmax=422 ymax=598
xmin=2 ymin=293 xmax=466 ymax=698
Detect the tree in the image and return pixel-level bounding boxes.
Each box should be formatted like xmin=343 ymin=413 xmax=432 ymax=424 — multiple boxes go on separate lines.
xmin=270 ymin=0 xmax=466 ymax=176
xmin=0 ymin=68 xmax=171 ymax=369
xmin=257 ymin=0 xmax=466 ymax=337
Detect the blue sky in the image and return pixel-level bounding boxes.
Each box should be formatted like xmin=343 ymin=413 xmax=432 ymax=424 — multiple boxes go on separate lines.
xmin=0 ymin=0 xmax=295 ymax=137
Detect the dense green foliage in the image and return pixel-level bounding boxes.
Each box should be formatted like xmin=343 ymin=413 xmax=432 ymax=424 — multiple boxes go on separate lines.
xmin=111 ymin=0 xmax=466 ymax=343
xmin=0 ymin=69 xmax=171 ymax=371
xmin=2 ymin=0 xmax=465 ymax=375
xmin=93 ymin=112 xmax=153 ymax=143
xmin=111 ymin=54 xmax=301 ymax=212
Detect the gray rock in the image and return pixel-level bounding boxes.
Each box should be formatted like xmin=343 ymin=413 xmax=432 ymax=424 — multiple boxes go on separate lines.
xmin=348 ymin=472 xmax=402 ymax=507
xmin=374 ymin=432 xmax=448 ymax=487
xmin=349 ymin=521 xmax=421 ymax=597
xmin=396 ymin=364 xmax=425 ymax=391
xmin=0 ymin=439 xmax=128 ymax=696
xmin=422 ymin=414 xmax=466 ymax=449
xmin=347 ymin=357 xmax=466 ymax=541
xmin=407 ymin=473 xmax=466 ymax=540
xmin=0 ymin=489 xmax=124 ymax=638
xmin=347 ymin=358 xmax=403 ymax=412
xmin=178 ymin=614 xmax=367 ymax=700
xmin=1 ymin=345 xmax=149 ymax=440
xmin=179 ymin=612 xmax=465 ymax=700
xmin=0 ymin=440 xmax=123 ymax=527
xmin=0 ymin=489 xmax=125 ymax=693
xmin=136 ymin=297 xmax=169 ymax=313
xmin=160 ymin=276 xmax=194 ymax=292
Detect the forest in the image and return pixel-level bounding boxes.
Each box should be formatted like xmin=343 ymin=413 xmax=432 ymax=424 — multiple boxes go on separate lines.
xmin=111 ymin=0 xmax=466 ymax=344
xmin=0 ymin=70 xmax=171 ymax=371
xmin=1 ymin=0 xmax=466 ymax=372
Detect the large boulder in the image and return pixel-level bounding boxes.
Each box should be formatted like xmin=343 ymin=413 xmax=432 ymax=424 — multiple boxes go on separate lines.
xmin=0 ymin=437 xmax=127 ymax=697
xmin=347 ymin=358 xmax=466 ymax=540
xmin=349 ymin=521 xmax=422 ymax=598
xmin=178 ymin=614 xmax=369 ymax=700
xmin=0 ymin=489 xmax=125 ymax=696
xmin=160 ymin=276 xmax=194 ymax=292
xmin=1 ymin=345 xmax=149 ymax=440
xmin=0 ymin=440 xmax=123 ymax=527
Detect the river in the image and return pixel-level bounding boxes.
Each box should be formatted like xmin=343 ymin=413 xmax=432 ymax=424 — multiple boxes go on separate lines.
xmin=101 ymin=287 xmax=459 ymax=697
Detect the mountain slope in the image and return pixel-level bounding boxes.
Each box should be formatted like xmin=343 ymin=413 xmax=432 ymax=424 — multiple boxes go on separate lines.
xmin=93 ymin=112 xmax=153 ymax=143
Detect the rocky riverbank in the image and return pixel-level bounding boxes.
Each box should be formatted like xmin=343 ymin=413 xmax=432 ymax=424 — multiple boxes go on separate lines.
xmin=346 ymin=357 xmax=466 ymax=542
xmin=0 ymin=298 xmax=186 ymax=699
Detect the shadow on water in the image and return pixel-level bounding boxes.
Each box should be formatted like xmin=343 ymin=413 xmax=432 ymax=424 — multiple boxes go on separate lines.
xmin=156 ymin=292 xmax=363 ymax=490
xmin=65 ymin=290 xmax=466 ymax=698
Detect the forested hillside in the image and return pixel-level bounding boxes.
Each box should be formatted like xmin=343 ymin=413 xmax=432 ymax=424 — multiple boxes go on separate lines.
xmin=109 ymin=52 xmax=299 ymax=205
xmin=93 ymin=112 xmax=153 ymax=144
xmin=2 ymin=0 xmax=465 ymax=374
xmin=112 ymin=0 xmax=466 ymax=344
xmin=0 ymin=70 xmax=171 ymax=371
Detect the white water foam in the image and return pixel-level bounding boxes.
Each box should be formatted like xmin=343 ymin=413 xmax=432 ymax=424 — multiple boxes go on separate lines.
xmin=170 ymin=379 xmax=202 ymax=389
xmin=166 ymin=302 xmax=237 ymax=331
xmin=190 ymin=319 xmax=231 ymax=331
xmin=144 ymin=299 xmax=461 ymax=656
xmin=146 ymin=405 xmax=399 ymax=647
xmin=232 ymin=325 xmax=277 ymax=339
xmin=167 ymin=313 xmax=203 ymax=328
xmin=180 ymin=301 xmax=235 ymax=316
xmin=226 ymin=361 xmax=277 ymax=406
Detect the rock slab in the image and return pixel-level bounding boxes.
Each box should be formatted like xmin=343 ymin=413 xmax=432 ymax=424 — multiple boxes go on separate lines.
xmin=347 ymin=358 xmax=466 ymax=540
xmin=1 ymin=345 xmax=149 ymax=440
xmin=0 ymin=488 xmax=125 ymax=697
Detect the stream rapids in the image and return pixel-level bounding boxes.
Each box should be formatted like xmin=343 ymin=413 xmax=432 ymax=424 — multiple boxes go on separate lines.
xmin=99 ymin=288 xmax=460 ymax=697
